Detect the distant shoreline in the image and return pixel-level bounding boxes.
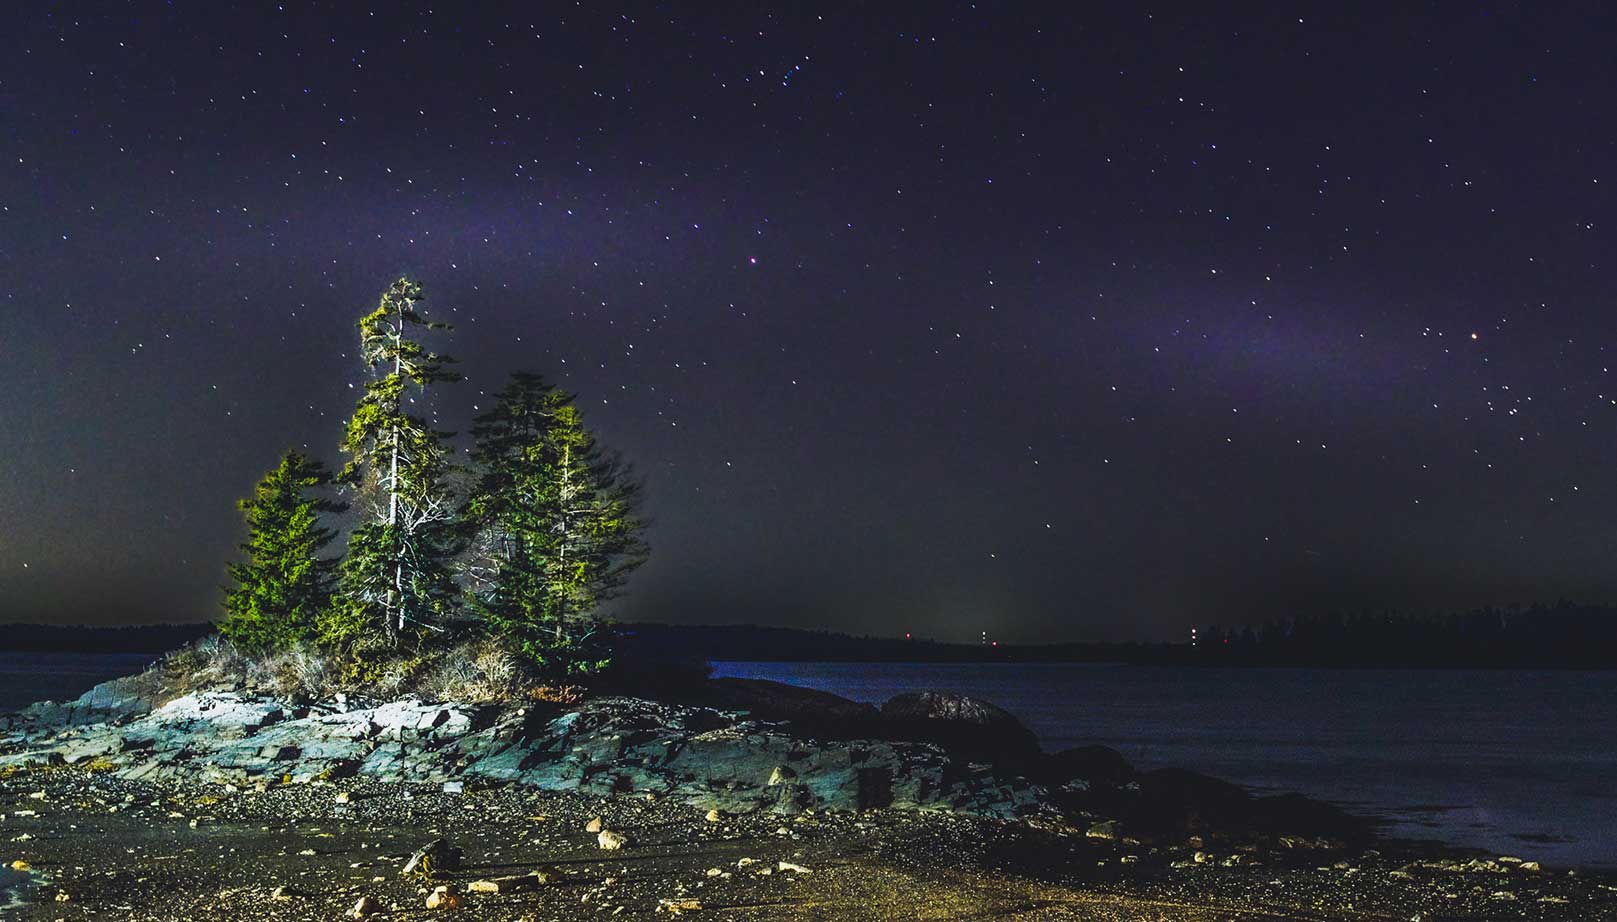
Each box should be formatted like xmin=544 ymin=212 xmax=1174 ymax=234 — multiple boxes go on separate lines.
xmin=2 ymin=615 xmax=1614 ymax=669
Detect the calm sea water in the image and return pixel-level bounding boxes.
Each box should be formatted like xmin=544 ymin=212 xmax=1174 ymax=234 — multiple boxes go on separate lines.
xmin=712 ymin=661 xmax=1617 ymax=869
xmin=5 ymin=655 xmax=1612 ymax=868
xmin=0 ymin=652 xmax=156 ymax=713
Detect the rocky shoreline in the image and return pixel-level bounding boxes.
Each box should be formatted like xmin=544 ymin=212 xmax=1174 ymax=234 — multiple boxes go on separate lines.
xmin=0 ymin=674 xmax=1612 ymax=919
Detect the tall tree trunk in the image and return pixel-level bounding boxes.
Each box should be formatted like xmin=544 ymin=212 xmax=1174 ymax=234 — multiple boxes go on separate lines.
xmin=555 ymin=444 xmax=571 ymax=645
xmin=388 ymin=311 xmax=403 ymax=638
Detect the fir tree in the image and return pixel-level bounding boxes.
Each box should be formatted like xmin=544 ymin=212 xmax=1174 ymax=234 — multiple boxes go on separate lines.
xmin=323 ymin=278 xmax=462 ymax=659
xmin=464 ymin=372 xmax=647 ymax=676
xmin=218 ymin=451 xmax=342 ymax=654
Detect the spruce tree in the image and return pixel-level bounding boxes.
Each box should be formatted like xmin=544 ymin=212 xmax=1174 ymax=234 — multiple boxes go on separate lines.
xmin=323 ymin=278 xmax=462 ymax=661
xmin=219 ymin=451 xmax=342 ymax=654
xmin=465 ymin=372 xmax=647 ymax=676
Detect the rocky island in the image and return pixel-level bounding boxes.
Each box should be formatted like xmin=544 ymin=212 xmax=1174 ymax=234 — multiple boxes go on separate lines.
xmin=1 ymin=663 xmax=1610 ymax=921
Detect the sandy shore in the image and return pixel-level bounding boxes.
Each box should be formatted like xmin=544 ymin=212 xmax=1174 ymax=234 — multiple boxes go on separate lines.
xmin=4 ymin=766 xmax=1613 ymax=921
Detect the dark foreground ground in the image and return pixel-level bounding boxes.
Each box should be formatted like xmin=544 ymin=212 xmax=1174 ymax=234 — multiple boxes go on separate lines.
xmin=4 ymin=767 xmax=1613 ymax=922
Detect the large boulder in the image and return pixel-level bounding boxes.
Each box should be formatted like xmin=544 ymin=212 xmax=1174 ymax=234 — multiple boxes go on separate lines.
xmin=691 ymin=678 xmax=880 ymax=737
xmin=1113 ymin=768 xmax=1371 ymax=847
xmin=1042 ymin=744 xmax=1135 ymax=787
xmin=878 ymin=691 xmax=1040 ymax=762
xmin=1128 ymin=767 xmax=1252 ymax=834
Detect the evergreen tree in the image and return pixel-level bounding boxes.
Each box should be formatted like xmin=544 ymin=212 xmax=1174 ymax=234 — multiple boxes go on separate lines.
xmin=464 ymin=372 xmax=647 ymax=676
xmin=218 ymin=451 xmax=342 ymax=654
xmin=323 ymin=278 xmax=462 ymax=660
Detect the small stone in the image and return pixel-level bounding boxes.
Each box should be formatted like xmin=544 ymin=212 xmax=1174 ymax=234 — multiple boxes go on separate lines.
xmin=705 ymin=867 xmax=723 ymax=877
xmin=777 ymin=861 xmax=811 ymax=874
xmin=585 ymin=816 xmax=604 ymax=833
xmin=335 ymin=792 xmax=352 ymax=804
xmin=442 ymin=781 xmax=464 ymax=795
xmin=467 ymin=873 xmax=541 ymax=893
xmin=54 ymin=891 xmax=70 ymax=902
xmin=1520 ymin=861 xmax=1541 ymax=873
xmin=270 ymin=886 xmax=294 ymax=900
xmin=426 ymin=887 xmax=463 ymax=910
xmin=597 ymin=829 xmax=629 ymax=851
xmin=704 ymin=809 xmax=722 ymax=823
xmin=9 ymin=860 xmax=30 ymax=871
xmin=658 ymin=898 xmax=703 ymax=914
xmin=1193 ymin=851 xmax=1211 ymax=864
xmin=352 ymin=895 xmax=379 ymax=918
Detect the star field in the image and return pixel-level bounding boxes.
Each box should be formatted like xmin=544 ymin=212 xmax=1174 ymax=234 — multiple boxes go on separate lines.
xmin=4 ymin=3 xmax=1617 ymax=641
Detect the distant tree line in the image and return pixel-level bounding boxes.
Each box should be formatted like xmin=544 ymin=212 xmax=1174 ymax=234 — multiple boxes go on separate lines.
xmin=616 ymin=624 xmax=1182 ymax=665
xmin=0 ymin=623 xmax=213 ymax=654
xmin=217 ymin=278 xmax=648 ymax=682
xmin=7 ymin=608 xmax=1616 ymax=669
xmin=1195 ymin=601 xmax=1617 ymax=668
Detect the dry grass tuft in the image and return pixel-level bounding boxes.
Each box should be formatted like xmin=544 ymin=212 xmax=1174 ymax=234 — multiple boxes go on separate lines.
xmin=416 ymin=636 xmax=535 ymax=702
xmin=246 ymin=643 xmax=337 ymax=702
xmin=140 ymin=631 xmax=548 ymax=705
xmin=159 ymin=634 xmax=249 ymax=689
xmin=529 ymin=684 xmax=586 ymax=705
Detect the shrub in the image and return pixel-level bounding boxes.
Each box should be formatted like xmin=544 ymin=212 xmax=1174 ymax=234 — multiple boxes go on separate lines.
xmin=416 ymin=636 xmax=533 ymax=702
xmin=161 ymin=635 xmax=249 ymax=688
xmin=245 ymin=642 xmax=336 ymax=701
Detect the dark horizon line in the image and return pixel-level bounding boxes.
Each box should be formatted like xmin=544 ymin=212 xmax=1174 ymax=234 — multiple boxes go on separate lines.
xmin=4 ymin=602 xmax=1617 ymax=671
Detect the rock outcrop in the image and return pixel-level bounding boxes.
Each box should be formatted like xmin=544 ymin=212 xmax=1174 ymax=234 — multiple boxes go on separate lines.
xmin=0 ymin=688 xmax=1046 ymax=819
xmin=0 ymin=676 xmax=1372 ymax=848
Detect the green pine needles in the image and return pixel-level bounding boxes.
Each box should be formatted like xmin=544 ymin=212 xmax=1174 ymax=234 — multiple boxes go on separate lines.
xmin=322 ymin=278 xmax=464 ymax=658
xmin=218 ymin=451 xmax=342 ymax=655
xmin=217 ymin=277 xmax=649 ymax=687
xmin=465 ymin=373 xmax=648 ymax=677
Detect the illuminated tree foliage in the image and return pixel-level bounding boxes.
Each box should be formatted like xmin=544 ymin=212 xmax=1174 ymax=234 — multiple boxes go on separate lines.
xmin=211 ymin=278 xmax=650 ymax=691
xmin=323 ymin=278 xmax=463 ymax=661
xmin=464 ymin=372 xmax=648 ymax=677
xmin=218 ymin=451 xmax=342 ymax=654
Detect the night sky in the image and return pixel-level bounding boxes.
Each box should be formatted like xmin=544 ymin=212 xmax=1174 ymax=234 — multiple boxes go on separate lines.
xmin=6 ymin=4 xmax=1617 ymax=642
